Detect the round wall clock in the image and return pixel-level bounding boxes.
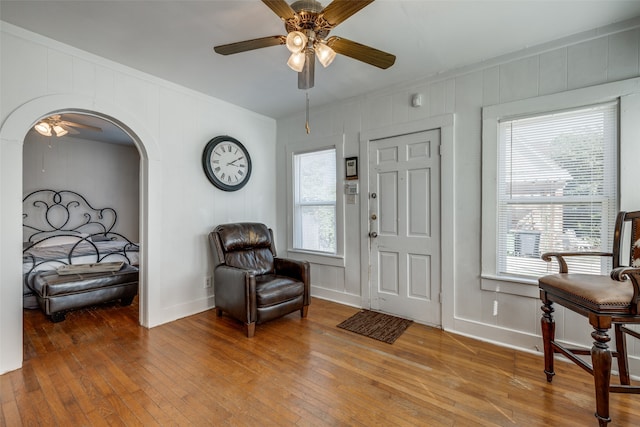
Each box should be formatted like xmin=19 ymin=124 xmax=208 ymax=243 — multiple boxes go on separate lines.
xmin=202 ymin=135 xmax=252 ymax=191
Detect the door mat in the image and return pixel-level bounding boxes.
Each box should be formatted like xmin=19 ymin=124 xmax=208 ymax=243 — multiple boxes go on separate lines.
xmin=337 ymin=310 xmax=413 ymax=344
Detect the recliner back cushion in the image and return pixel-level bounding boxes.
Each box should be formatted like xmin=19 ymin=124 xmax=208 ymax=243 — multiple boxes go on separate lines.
xmin=225 ymin=248 xmax=274 ymax=275
xmin=216 ymin=223 xmax=275 ymax=274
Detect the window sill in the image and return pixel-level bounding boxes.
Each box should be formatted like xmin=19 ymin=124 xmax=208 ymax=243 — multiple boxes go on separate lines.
xmin=480 ymin=274 xmax=539 ymax=298
xmin=286 ymin=249 xmax=345 ymax=268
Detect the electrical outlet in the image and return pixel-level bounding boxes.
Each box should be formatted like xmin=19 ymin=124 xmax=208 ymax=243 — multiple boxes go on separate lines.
xmin=204 ymin=276 xmax=212 ymax=289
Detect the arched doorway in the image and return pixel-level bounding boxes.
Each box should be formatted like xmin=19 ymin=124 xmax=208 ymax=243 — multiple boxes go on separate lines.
xmin=23 ymin=111 xmax=140 ymax=318
xmin=1 ymin=95 xmax=161 ymax=373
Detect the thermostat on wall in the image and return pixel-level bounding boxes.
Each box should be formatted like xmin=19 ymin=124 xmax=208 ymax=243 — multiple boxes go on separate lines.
xmin=345 ymin=182 xmax=359 ymax=195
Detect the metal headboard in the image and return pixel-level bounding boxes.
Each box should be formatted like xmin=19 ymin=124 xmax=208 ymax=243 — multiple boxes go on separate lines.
xmin=23 ymin=189 xmax=117 ymax=243
xmin=22 ymin=190 xmax=139 ymax=285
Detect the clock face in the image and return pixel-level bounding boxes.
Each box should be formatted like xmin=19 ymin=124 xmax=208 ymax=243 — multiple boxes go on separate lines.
xmin=202 ymin=136 xmax=252 ymax=191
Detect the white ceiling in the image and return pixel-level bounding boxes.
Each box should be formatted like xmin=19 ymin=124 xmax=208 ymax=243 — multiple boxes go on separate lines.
xmin=27 ymin=113 xmax=135 ymax=145
xmin=2 ymin=0 xmax=640 ymax=121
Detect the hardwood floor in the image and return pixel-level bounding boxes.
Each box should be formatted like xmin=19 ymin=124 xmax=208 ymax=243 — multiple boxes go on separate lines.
xmin=2 ymin=297 xmax=640 ymax=426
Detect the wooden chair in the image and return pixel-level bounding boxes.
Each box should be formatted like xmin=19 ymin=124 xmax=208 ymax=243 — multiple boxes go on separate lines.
xmin=539 ymin=210 xmax=640 ymax=426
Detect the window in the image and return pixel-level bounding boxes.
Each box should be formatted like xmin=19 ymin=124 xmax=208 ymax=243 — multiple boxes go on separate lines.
xmin=495 ymin=103 xmax=618 ymax=279
xmin=293 ymin=148 xmax=337 ymax=254
xmin=482 ymin=77 xmax=640 ymax=295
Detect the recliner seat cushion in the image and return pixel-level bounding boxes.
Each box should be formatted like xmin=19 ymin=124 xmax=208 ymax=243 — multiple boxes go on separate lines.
xmin=255 ymin=274 xmax=304 ymax=307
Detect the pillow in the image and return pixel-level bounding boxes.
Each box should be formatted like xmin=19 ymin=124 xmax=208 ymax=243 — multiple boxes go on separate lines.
xmin=33 ymin=233 xmax=89 ymax=248
xmin=91 ymin=234 xmax=112 ymax=242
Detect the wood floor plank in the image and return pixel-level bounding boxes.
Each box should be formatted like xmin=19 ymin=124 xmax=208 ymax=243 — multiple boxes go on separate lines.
xmin=3 ymin=297 xmax=640 ymax=426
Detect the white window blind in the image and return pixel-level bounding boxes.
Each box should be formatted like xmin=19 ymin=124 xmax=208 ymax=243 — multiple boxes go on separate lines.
xmin=497 ymin=102 xmax=618 ymax=278
xmin=293 ymin=148 xmax=337 ymax=254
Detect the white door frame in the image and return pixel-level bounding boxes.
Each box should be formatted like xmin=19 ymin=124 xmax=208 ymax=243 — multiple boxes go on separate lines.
xmin=359 ymin=114 xmax=455 ymax=329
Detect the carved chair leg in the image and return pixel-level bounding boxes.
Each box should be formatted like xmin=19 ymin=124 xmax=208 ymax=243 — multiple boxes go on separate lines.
xmin=591 ymin=325 xmax=612 ymax=426
xmin=614 ymin=324 xmax=630 ymax=385
xmin=245 ymin=322 xmax=256 ymax=338
xmin=541 ymin=299 xmax=555 ymax=382
xmin=301 ymin=305 xmax=308 ymax=318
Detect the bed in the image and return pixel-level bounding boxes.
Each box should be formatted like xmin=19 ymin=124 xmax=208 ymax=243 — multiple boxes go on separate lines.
xmin=22 ymin=189 xmax=140 ymax=320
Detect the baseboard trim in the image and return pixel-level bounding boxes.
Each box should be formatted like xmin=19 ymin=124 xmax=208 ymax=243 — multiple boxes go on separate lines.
xmin=311 ymin=286 xmax=362 ymax=308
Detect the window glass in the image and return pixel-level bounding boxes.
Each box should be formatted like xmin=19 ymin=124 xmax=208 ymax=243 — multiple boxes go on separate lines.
xmin=497 ymin=102 xmax=618 ymax=278
xmin=294 ymin=148 xmax=336 ymax=253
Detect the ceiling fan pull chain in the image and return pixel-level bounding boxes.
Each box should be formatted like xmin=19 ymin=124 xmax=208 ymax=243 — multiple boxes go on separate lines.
xmin=305 ymin=92 xmax=310 ymax=134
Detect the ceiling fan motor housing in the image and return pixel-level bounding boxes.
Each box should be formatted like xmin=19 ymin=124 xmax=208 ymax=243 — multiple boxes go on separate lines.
xmin=290 ymin=0 xmax=323 ymax=13
xmin=286 ymin=1 xmax=331 ymax=39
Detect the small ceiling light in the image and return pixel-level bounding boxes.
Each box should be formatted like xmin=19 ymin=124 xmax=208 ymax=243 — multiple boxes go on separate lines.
xmin=315 ymin=42 xmax=336 ymax=68
xmin=286 ymin=31 xmax=307 ymax=53
xmin=287 ymin=51 xmax=306 ymax=72
xmin=34 ymin=121 xmax=52 ymax=136
xmin=52 ymin=124 xmax=68 ymax=137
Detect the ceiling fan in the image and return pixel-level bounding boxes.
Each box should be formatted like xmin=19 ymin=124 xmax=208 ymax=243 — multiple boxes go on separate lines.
xmin=34 ymin=114 xmax=102 ymax=137
xmin=213 ymin=0 xmax=396 ymax=90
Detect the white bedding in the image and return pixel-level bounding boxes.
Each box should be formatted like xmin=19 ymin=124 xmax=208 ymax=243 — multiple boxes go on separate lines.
xmin=23 ymin=240 xmax=140 ymax=275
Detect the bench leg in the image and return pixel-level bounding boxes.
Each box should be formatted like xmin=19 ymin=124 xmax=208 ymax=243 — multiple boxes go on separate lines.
xmin=50 ymin=312 xmax=66 ymax=323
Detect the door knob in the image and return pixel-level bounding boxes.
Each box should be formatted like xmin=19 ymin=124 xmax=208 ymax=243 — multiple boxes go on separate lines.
xmin=369 ymin=231 xmax=378 ymax=238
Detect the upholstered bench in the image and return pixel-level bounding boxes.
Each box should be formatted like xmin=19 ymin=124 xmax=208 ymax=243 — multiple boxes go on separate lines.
xmin=30 ymin=264 xmax=139 ymax=322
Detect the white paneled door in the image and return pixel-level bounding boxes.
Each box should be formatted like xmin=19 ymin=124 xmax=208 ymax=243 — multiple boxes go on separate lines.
xmin=368 ymin=129 xmax=441 ymax=326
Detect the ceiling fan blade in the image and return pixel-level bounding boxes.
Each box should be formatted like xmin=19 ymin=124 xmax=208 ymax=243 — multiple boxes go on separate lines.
xmin=262 ymin=0 xmax=297 ymax=21
xmin=214 ymin=36 xmax=286 ymax=55
xmin=66 ymin=126 xmax=80 ymax=135
xmin=61 ymin=121 xmax=102 ymax=132
xmin=326 ymin=36 xmax=395 ymax=69
xmin=320 ymin=0 xmax=374 ymax=27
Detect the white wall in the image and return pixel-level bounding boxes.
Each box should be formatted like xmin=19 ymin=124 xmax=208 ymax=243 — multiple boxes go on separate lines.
xmin=23 ymin=133 xmax=140 ymax=240
xmin=0 ymin=22 xmax=277 ymax=374
xmin=275 ymin=20 xmax=640 ymax=357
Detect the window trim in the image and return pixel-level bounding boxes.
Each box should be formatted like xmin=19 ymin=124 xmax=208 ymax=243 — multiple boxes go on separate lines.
xmin=481 ymin=77 xmax=640 ymax=297
xmin=286 ymin=136 xmax=345 ymax=268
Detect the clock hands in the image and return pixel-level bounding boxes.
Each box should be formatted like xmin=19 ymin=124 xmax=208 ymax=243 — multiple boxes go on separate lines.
xmin=226 ymin=157 xmax=245 ymax=167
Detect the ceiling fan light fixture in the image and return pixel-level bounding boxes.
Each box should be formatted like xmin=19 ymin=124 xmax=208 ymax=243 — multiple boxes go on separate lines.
xmin=52 ymin=124 xmax=68 ymax=137
xmin=287 ymin=51 xmax=306 ymax=72
xmin=315 ymin=42 xmax=336 ymax=68
xmin=34 ymin=121 xmax=52 ymax=136
xmin=286 ymin=31 xmax=308 ymax=53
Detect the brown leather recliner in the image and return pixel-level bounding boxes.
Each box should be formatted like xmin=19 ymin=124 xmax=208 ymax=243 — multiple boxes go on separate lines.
xmin=209 ymin=222 xmax=310 ymax=337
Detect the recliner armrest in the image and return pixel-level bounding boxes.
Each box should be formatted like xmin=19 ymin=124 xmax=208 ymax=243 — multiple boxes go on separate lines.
xmin=214 ymin=265 xmax=257 ymax=323
xmin=275 ymin=258 xmax=310 ymax=306
xmin=274 ymin=257 xmax=309 ymax=283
